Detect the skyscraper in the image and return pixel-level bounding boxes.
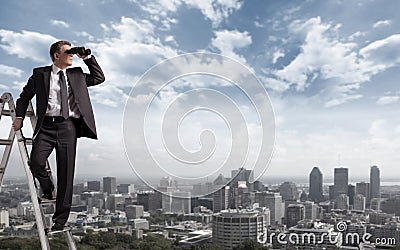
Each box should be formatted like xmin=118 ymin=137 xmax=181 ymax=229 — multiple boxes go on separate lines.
xmin=213 ymin=186 xmax=230 ymax=212
xmin=87 ymin=181 xmax=101 ymax=192
xmin=231 ymin=168 xmax=254 ymax=184
xmin=370 ymin=165 xmax=380 ymax=199
xmin=309 ymin=166 xmax=323 ymax=202
xmin=356 ymin=182 xmax=370 ymax=206
xmin=103 ymin=176 xmax=117 ymax=195
xmin=212 ymin=208 xmax=270 ymax=249
xmin=286 ymin=204 xmax=305 ymax=228
xmin=279 ymin=181 xmax=298 ymax=201
xmin=334 ymin=168 xmax=348 ymax=199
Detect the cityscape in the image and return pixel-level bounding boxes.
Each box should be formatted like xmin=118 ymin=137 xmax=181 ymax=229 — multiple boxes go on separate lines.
xmin=0 ymin=165 xmax=399 ymax=249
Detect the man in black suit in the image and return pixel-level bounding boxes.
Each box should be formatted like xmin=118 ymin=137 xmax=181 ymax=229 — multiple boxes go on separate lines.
xmin=12 ymin=40 xmax=105 ymax=231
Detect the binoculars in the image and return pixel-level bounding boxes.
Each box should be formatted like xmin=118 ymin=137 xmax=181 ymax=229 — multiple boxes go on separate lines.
xmin=66 ymin=46 xmax=91 ymax=56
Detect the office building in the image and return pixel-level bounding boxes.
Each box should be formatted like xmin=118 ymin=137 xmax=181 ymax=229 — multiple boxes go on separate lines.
xmin=126 ymin=205 xmax=144 ymax=220
xmin=353 ymin=194 xmax=366 ymax=211
xmin=87 ymin=181 xmax=101 ymax=192
xmin=212 ymin=208 xmax=270 ymax=250
xmin=0 ymin=209 xmax=9 ymax=228
xmin=213 ymin=186 xmax=229 ymax=212
xmin=335 ymin=194 xmax=349 ymax=210
xmin=231 ymin=168 xmax=254 ymax=184
xmin=137 ymin=191 xmax=162 ymax=211
xmin=348 ymin=184 xmax=355 ymax=206
xmin=355 ymin=182 xmax=370 ymax=206
xmin=286 ymin=204 xmax=305 ymax=228
xmin=279 ymin=181 xmax=298 ymax=201
xmin=370 ymin=165 xmax=380 ymax=200
xmin=162 ymin=191 xmax=191 ymax=214
xmin=309 ymin=166 xmax=324 ymax=202
xmin=255 ymin=192 xmax=282 ymax=225
xmin=103 ymin=177 xmax=117 ymax=195
xmin=334 ymin=168 xmax=348 ymax=199
xmin=117 ymin=184 xmax=134 ymax=194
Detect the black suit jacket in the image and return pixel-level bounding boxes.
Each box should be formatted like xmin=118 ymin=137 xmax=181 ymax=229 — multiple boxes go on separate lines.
xmin=15 ymin=56 xmax=105 ymax=139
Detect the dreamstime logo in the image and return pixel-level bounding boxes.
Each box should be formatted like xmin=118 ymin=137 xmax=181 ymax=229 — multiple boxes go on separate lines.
xmin=123 ymin=53 xmax=275 ymax=198
xmin=336 ymin=221 xmax=347 ymax=232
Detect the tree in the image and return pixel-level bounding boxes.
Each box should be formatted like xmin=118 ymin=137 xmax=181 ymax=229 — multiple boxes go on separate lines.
xmin=233 ymin=239 xmax=269 ymax=250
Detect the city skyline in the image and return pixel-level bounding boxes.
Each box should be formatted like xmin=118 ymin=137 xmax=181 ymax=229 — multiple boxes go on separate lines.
xmin=1 ymin=0 xmax=400 ymax=183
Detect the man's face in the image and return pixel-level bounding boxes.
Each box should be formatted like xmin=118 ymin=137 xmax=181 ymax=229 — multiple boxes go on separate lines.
xmin=54 ymin=44 xmax=73 ymax=69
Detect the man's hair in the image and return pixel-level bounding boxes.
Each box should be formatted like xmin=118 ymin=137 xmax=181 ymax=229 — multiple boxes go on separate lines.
xmin=49 ymin=40 xmax=71 ymax=62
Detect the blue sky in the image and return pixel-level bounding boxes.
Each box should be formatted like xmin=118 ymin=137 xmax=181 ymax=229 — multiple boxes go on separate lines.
xmin=1 ymin=0 xmax=400 ymax=183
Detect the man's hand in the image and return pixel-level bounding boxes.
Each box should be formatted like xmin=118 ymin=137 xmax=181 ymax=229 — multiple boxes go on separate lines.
xmin=77 ymin=53 xmax=88 ymax=60
xmin=12 ymin=118 xmax=23 ymax=131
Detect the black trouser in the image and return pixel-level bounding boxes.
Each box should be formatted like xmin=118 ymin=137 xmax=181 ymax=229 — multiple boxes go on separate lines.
xmin=29 ymin=116 xmax=77 ymax=225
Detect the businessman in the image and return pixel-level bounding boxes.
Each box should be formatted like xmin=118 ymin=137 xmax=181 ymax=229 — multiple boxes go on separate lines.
xmin=12 ymin=40 xmax=105 ymax=231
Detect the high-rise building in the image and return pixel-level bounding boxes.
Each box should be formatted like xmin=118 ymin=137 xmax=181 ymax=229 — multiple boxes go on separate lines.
xmin=162 ymin=191 xmax=191 ymax=214
xmin=355 ymin=182 xmax=370 ymax=207
xmin=126 ymin=205 xmax=144 ymax=220
xmin=105 ymin=194 xmax=124 ymax=212
xmin=335 ymin=194 xmax=349 ymax=210
xmin=212 ymin=208 xmax=270 ymax=250
xmin=213 ymin=186 xmax=229 ymax=212
xmin=117 ymin=184 xmax=134 ymax=194
xmin=279 ymin=181 xmax=298 ymax=201
xmin=286 ymin=204 xmax=305 ymax=228
xmin=348 ymin=184 xmax=355 ymax=206
xmin=103 ymin=176 xmax=117 ymax=195
xmin=302 ymin=201 xmax=318 ymax=221
xmin=0 ymin=209 xmax=9 ymax=228
xmin=255 ymin=192 xmax=282 ymax=225
xmin=87 ymin=181 xmax=101 ymax=192
xmin=231 ymin=168 xmax=254 ymax=184
xmin=334 ymin=168 xmax=348 ymax=199
xmin=137 ymin=191 xmax=162 ymax=211
xmin=354 ymin=194 xmax=366 ymax=211
xmin=309 ymin=166 xmax=324 ymax=202
xmin=370 ymin=165 xmax=380 ymax=200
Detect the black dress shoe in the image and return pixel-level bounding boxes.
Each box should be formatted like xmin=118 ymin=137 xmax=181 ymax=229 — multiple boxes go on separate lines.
xmin=51 ymin=222 xmax=65 ymax=231
xmin=41 ymin=193 xmax=54 ymax=200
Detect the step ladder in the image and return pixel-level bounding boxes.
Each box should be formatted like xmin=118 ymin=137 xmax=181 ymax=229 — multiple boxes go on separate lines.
xmin=0 ymin=92 xmax=77 ymax=250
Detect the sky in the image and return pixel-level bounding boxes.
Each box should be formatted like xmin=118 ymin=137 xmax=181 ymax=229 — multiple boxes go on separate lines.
xmin=1 ymin=0 xmax=400 ymax=185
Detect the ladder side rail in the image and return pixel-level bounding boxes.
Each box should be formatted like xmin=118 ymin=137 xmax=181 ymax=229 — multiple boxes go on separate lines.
xmin=64 ymin=231 xmax=77 ymax=250
xmin=6 ymin=94 xmax=51 ymax=250
xmin=0 ymin=93 xmax=16 ymax=188
xmin=0 ymin=128 xmax=16 ymax=188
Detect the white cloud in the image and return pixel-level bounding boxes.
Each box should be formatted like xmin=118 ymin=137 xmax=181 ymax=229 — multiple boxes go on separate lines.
xmin=84 ymin=16 xmax=178 ymax=107
xmin=373 ymin=20 xmax=391 ymax=28
xmin=276 ymin=17 xmax=366 ymax=91
xmin=0 ymin=64 xmax=23 ymax=77
xmin=261 ymin=17 xmax=400 ymax=107
xmin=376 ymin=95 xmax=400 ymax=105
xmin=0 ymin=29 xmax=56 ymax=63
xmin=50 ymin=19 xmax=70 ymax=28
xmin=360 ymin=34 xmax=400 ymax=69
xmin=272 ymin=49 xmax=284 ymax=64
xmin=131 ymin=0 xmax=243 ymax=27
xmin=254 ymin=21 xmax=264 ymax=28
xmin=211 ymin=29 xmax=252 ymax=64
xmin=76 ymin=31 xmax=94 ymax=41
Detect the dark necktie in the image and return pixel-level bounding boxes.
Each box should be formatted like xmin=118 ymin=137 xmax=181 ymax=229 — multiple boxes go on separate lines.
xmin=58 ymin=71 xmax=69 ymax=119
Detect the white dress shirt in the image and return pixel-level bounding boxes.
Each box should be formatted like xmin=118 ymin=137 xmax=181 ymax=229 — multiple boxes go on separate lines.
xmin=46 ymin=64 xmax=80 ymax=118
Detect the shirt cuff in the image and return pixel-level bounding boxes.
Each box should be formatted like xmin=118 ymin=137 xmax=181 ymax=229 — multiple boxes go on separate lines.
xmin=83 ymin=54 xmax=92 ymax=60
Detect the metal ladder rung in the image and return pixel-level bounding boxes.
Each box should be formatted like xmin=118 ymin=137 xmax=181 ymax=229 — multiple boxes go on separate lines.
xmin=18 ymin=138 xmax=33 ymax=145
xmin=1 ymin=109 xmax=11 ymax=116
xmin=0 ymin=139 xmax=13 ymax=145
